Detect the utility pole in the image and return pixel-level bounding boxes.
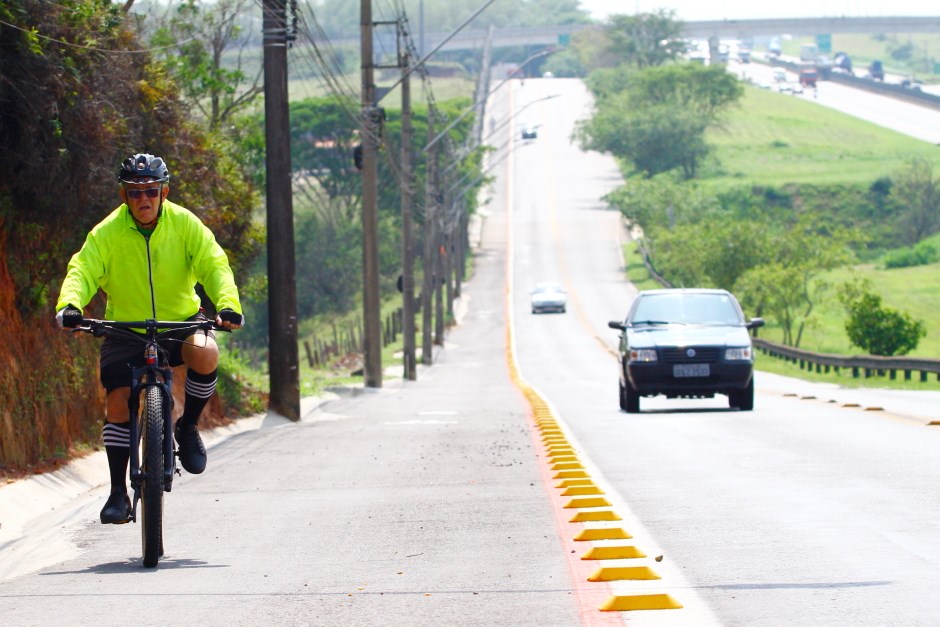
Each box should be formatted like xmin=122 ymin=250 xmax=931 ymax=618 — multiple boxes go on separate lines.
xmin=262 ymin=0 xmax=299 ymax=420
xmin=421 ymin=110 xmax=436 ymax=365
xmin=399 ymin=29 xmax=417 ymax=381
xmin=361 ymin=0 xmax=382 ymax=388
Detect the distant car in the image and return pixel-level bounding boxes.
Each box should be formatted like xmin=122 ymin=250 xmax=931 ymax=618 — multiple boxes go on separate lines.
xmin=799 ymin=68 xmax=818 ymax=87
xmin=530 ymin=282 xmax=567 ymax=314
xmin=542 ymin=71 xmax=554 ymax=79
xmin=607 ymin=288 xmax=764 ymax=413
xmin=869 ymin=60 xmax=884 ymax=81
xmin=521 ymin=126 xmax=538 ymax=139
xmin=901 ymin=78 xmax=924 ymax=91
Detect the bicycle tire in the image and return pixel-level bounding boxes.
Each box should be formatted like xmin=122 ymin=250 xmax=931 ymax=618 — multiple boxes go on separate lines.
xmin=140 ymin=385 xmax=165 ymax=568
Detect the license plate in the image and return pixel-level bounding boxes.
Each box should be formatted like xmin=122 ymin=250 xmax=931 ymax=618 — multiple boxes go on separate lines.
xmin=673 ymin=363 xmax=710 ymax=378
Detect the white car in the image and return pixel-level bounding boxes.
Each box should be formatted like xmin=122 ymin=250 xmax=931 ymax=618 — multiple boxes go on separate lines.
xmin=530 ymin=282 xmax=567 ymax=314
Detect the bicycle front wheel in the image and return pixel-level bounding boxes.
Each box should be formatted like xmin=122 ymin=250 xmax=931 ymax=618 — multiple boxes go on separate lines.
xmin=140 ymin=385 xmax=165 ymax=568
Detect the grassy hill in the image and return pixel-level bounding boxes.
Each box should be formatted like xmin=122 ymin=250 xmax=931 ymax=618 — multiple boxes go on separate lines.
xmin=689 ymin=83 xmax=940 ymax=384
xmin=702 ymin=85 xmax=940 ymax=189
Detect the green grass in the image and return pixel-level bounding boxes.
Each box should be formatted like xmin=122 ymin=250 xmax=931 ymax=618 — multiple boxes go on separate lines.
xmin=757 ymin=261 xmax=940 ymax=358
xmin=702 ymin=86 xmax=940 ymax=189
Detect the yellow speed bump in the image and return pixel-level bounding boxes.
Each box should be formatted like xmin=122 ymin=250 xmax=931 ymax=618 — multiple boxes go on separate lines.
xmin=574 ymin=527 xmax=631 ymax=541
xmin=555 ymin=478 xmax=594 ymax=488
xmin=561 ymin=485 xmax=603 ymax=496
xmin=553 ymin=469 xmax=589 ymax=479
xmin=599 ymin=594 xmax=683 ymax=611
xmin=581 ymin=545 xmax=645 ymax=560
xmin=550 ymin=455 xmax=580 ymax=464
xmin=570 ymin=509 xmax=620 ymax=522
xmin=588 ymin=566 xmax=661 ymax=582
xmin=552 ymin=462 xmax=584 ymax=471
xmin=563 ymin=496 xmax=610 ymax=509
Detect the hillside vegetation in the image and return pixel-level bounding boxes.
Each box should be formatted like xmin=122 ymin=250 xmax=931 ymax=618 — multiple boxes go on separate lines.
xmin=703 ymin=86 xmax=940 ymax=188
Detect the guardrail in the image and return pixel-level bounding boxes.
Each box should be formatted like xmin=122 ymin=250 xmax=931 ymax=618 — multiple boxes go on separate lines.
xmin=753 ymin=337 xmax=940 ymax=382
xmin=756 ymin=56 xmax=940 ymax=112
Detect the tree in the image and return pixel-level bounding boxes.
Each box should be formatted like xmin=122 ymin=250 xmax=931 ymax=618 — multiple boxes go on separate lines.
xmin=150 ymin=0 xmax=262 ymax=131
xmin=736 ymin=225 xmax=857 ymax=347
xmin=838 ymin=280 xmax=926 ymax=356
xmin=890 ymin=157 xmax=940 ymax=245
xmin=603 ymin=9 xmax=686 ymax=69
xmin=577 ymin=63 xmax=741 ymax=179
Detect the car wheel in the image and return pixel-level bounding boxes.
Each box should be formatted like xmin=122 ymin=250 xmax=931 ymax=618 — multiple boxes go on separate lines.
xmin=730 ymin=378 xmax=754 ymax=411
xmin=618 ymin=381 xmax=627 ymax=411
xmin=624 ymin=381 xmax=640 ymax=414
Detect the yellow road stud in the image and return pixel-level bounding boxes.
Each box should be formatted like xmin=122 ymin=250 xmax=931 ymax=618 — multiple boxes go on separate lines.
xmin=581 ymin=545 xmax=645 ymax=560
xmin=569 ymin=509 xmax=620 ymax=522
xmin=563 ymin=496 xmax=610 ymax=508
xmin=599 ymin=594 xmax=683 ymax=611
xmin=588 ymin=566 xmax=661 ymax=582
xmin=574 ymin=527 xmax=631 ymax=541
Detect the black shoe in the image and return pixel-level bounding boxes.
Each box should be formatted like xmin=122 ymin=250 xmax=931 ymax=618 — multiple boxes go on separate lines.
xmin=175 ymin=423 xmax=207 ymax=474
xmin=100 ymin=492 xmax=131 ymax=524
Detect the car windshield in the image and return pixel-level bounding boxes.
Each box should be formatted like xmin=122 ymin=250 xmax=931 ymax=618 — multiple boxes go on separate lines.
xmin=630 ymin=293 xmax=742 ymax=326
xmin=533 ymin=283 xmax=564 ymax=293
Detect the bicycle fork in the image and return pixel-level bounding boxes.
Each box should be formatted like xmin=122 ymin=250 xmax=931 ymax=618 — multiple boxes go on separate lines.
xmin=127 ymin=364 xmax=177 ymax=522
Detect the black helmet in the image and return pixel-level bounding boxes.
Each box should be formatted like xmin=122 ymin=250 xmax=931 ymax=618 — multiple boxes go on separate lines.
xmin=118 ymin=153 xmax=170 ymax=184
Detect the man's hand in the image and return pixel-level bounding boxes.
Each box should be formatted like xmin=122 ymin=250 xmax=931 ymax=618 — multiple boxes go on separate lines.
xmin=56 ymin=305 xmax=83 ymax=329
xmin=216 ymin=308 xmax=244 ymax=330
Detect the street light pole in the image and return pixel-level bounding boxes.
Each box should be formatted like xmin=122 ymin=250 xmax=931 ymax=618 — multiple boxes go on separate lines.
xmin=423 ymin=47 xmax=557 ymax=153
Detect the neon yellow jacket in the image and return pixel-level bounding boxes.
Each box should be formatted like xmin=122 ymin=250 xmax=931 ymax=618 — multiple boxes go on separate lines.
xmin=56 ymin=200 xmax=242 ymax=321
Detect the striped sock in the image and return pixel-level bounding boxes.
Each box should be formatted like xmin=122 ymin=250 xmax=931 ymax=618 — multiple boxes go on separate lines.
xmin=178 ymin=368 xmax=217 ymax=427
xmin=102 ymin=422 xmax=130 ymax=494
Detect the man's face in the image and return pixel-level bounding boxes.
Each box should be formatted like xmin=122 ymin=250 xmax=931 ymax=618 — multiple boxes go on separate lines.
xmin=120 ymin=180 xmax=168 ymax=228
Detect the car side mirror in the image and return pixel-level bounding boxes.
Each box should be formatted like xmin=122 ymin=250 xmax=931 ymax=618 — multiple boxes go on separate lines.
xmin=608 ymin=320 xmax=626 ymax=331
xmin=746 ymin=317 xmax=765 ymax=329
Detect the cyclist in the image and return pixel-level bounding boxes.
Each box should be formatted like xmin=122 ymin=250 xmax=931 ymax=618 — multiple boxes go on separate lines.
xmin=54 ymin=153 xmax=244 ymax=525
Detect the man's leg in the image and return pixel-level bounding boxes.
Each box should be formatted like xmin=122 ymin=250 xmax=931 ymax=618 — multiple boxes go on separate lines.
xmin=174 ymin=332 xmax=220 ymax=474
xmin=100 ymin=388 xmax=132 ymax=524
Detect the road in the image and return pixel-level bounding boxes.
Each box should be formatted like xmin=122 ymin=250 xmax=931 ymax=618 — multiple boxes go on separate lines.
xmin=734 ymin=60 xmax=940 ymax=144
xmin=505 ymin=77 xmax=940 ymax=625
xmin=4 ymin=74 xmax=940 ymax=626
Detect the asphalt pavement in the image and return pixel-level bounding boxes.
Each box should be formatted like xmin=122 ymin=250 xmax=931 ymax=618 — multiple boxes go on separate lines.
xmin=0 ymin=210 xmax=601 ymax=625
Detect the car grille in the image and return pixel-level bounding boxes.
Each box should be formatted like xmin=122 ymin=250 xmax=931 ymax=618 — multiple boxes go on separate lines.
xmin=661 ymin=347 xmax=722 ymax=363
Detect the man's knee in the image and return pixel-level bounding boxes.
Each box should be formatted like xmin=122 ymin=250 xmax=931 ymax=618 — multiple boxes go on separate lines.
xmin=106 ymin=389 xmax=131 ymax=423
xmin=183 ymin=334 xmax=219 ymax=373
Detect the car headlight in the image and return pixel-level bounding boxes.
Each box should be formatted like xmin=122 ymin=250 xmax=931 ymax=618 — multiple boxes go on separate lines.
xmin=725 ymin=347 xmax=753 ymax=361
xmin=629 ymin=348 xmax=658 ymax=362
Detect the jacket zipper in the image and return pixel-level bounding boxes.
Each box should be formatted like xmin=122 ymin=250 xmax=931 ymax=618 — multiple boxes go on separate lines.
xmin=142 ymin=233 xmax=157 ymax=318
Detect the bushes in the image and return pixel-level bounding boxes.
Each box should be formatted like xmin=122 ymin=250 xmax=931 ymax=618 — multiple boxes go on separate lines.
xmin=839 ymin=280 xmax=926 ymax=356
xmin=882 ymin=240 xmax=938 ymax=269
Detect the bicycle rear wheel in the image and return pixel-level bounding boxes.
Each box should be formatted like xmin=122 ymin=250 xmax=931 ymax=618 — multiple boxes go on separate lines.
xmin=140 ymin=385 xmax=165 ymax=568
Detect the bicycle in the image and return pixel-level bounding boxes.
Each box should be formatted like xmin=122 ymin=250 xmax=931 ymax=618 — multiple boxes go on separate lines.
xmin=73 ymin=317 xmax=223 ymax=568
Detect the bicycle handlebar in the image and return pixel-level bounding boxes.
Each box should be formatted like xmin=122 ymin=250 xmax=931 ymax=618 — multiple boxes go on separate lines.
xmin=73 ymin=318 xmax=228 ymax=339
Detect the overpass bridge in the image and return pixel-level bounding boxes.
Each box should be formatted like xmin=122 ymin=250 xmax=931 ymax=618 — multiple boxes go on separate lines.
xmin=403 ymin=16 xmax=940 ymax=54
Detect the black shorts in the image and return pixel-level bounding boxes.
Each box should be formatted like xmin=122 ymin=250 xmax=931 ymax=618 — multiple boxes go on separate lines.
xmin=99 ymin=312 xmax=214 ymax=393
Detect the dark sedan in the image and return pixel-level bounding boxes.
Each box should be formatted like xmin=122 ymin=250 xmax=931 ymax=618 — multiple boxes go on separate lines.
xmin=608 ymin=289 xmax=764 ymax=413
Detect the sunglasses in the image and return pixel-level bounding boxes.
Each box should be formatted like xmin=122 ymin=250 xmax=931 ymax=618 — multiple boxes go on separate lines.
xmin=125 ymin=187 xmax=162 ymax=199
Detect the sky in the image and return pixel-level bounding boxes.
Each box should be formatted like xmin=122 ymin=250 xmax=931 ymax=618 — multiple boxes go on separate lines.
xmin=579 ymin=1 xmax=940 ymax=21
